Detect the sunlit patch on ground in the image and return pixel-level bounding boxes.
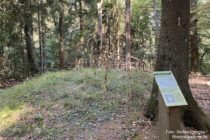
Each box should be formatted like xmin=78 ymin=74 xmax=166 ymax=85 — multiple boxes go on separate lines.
xmin=0 ymin=105 xmax=33 ymax=136
xmin=205 ymin=81 xmax=210 ymax=86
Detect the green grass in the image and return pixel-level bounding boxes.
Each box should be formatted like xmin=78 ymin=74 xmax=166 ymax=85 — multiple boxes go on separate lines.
xmin=0 ymin=68 xmax=152 ymax=138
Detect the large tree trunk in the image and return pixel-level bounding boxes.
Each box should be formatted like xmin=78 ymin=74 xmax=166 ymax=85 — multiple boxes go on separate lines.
xmin=24 ymin=0 xmax=38 ymax=75
xmin=190 ymin=0 xmax=199 ymax=72
xmin=125 ymin=0 xmax=131 ymax=71
xmin=144 ymin=0 xmax=210 ymax=131
xmin=59 ymin=10 xmax=65 ymax=70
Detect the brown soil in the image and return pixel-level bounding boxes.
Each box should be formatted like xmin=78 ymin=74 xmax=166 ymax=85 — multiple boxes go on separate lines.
xmin=90 ymin=74 xmax=210 ymax=140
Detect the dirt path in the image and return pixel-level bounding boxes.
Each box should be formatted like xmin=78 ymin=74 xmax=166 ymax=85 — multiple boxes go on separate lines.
xmin=73 ymin=107 xmax=159 ymax=140
xmin=189 ymin=74 xmax=210 ymax=117
xmin=90 ymin=74 xmax=210 ymax=140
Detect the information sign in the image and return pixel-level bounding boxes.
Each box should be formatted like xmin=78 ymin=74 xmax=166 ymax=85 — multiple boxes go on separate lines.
xmin=153 ymin=71 xmax=188 ymax=107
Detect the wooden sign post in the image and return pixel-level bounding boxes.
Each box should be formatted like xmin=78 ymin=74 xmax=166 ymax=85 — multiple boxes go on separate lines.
xmin=153 ymin=71 xmax=188 ymax=140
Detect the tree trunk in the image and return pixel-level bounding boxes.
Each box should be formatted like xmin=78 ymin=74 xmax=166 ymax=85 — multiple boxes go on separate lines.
xmin=59 ymin=10 xmax=65 ymax=70
xmin=117 ymin=33 xmax=120 ymax=69
xmin=41 ymin=5 xmax=46 ymax=72
xmin=144 ymin=0 xmax=210 ymax=131
xmin=96 ymin=0 xmax=103 ymax=68
xmin=79 ymin=0 xmax=83 ymax=32
xmin=152 ymin=0 xmax=160 ymax=50
xmin=20 ymin=28 xmax=27 ymax=77
xmin=125 ymin=0 xmax=131 ymax=71
xmin=78 ymin=0 xmax=84 ymax=68
xmin=24 ymin=0 xmax=38 ymax=75
xmin=113 ymin=0 xmax=121 ymax=69
xmin=38 ymin=3 xmax=43 ymax=73
xmin=190 ymin=0 xmax=199 ymax=72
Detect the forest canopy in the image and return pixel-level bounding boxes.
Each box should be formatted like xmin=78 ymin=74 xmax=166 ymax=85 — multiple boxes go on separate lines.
xmin=0 ymin=0 xmax=209 ymax=79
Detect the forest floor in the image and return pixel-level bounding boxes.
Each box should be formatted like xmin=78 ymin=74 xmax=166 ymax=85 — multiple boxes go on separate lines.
xmin=0 ymin=69 xmax=209 ymax=140
xmin=189 ymin=73 xmax=210 ymax=117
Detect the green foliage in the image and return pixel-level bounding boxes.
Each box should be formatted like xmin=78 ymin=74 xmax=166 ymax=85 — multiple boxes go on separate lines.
xmin=196 ymin=1 xmax=210 ymax=74
xmin=1 ymin=0 xmax=209 ymax=79
xmin=132 ymin=0 xmax=154 ymax=61
xmin=45 ymin=35 xmax=59 ymax=68
xmin=0 ymin=0 xmax=158 ymax=77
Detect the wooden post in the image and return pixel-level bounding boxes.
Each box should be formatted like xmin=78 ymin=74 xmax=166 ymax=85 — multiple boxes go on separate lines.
xmin=154 ymin=71 xmax=188 ymax=140
xmin=159 ymin=90 xmax=182 ymax=140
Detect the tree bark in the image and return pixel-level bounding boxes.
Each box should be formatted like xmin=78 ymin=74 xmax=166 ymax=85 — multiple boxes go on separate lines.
xmin=113 ymin=0 xmax=121 ymax=69
xmin=24 ymin=0 xmax=38 ymax=75
xmin=190 ymin=0 xmax=199 ymax=72
xmin=152 ymin=0 xmax=160 ymax=50
xmin=41 ymin=4 xmax=46 ymax=72
xmin=144 ymin=0 xmax=210 ymax=131
xmin=38 ymin=2 xmax=43 ymax=73
xmin=125 ymin=0 xmax=131 ymax=71
xmin=117 ymin=33 xmax=120 ymax=69
xmin=96 ymin=0 xmax=103 ymax=68
xmin=20 ymin=29 xmax=27 ymax=76
xmin=78 ymin=0 xmax=84 ymax=67
xmin=59 ymin=10 xmax=65 ymax=70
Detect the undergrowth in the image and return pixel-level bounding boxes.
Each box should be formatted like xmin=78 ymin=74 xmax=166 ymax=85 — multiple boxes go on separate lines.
xmin=0 ymin=68 xmax=152 ymax=138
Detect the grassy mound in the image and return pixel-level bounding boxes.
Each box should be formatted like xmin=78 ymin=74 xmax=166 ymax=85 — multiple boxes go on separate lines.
xmin=0 ymin=69 xmax=152 ymax=139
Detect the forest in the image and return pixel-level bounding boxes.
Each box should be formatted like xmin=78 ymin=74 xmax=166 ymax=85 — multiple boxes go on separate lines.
xmin=0 ymin=0 xmax=210 ymax=139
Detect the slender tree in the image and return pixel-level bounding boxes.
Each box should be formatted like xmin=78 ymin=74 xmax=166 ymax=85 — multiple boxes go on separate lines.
xmin=79 ymin=0 xmax=83 ymax=32
xmin=125 ymin=0 xmax=131 ymax=71
xmin=59 ymin=8 xmax=65 ymax=69
xmin=190 ymin=0 xmax=199 ymax=72
xmin=96 ymin=0 xmax=103 ymax=68
xmin=144 ymin=0 xmax=210 ymax=130
xmin=41 ymin=2 xmax=46 ymax=72
xmin=112 ymin=0 xmax=124 ymax=69
xmin=38 ymin=0 xmax=44 ymax=72
xmin=24 ymin=0 xmax=38 ymax=75
xmin=152 ymin=0 xmax=160 ymax=49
